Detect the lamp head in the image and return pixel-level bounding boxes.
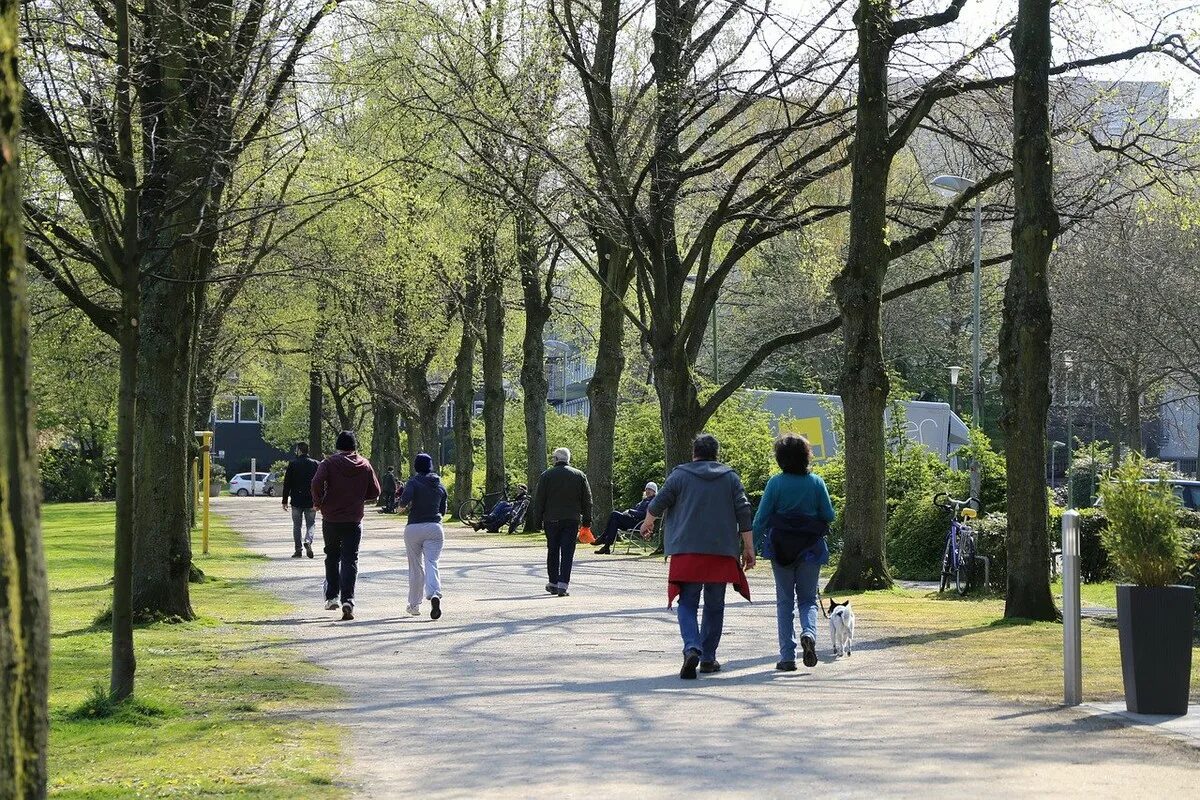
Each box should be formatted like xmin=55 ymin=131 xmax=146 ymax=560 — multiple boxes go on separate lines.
xmin=931 ymin=174 xmax=975 ymax=199
xmin=949 ymin=365 xmax=962 ymax=386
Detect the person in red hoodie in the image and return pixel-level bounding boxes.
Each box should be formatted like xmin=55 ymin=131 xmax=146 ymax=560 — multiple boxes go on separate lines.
xmin=311 ymin=430 xmax=381 ymax=620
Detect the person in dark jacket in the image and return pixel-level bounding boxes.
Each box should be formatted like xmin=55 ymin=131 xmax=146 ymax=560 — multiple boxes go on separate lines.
xmin=527 ymin=447 xmax=592 ymax=597
xmin=752 ymin=434 xmax=835 ymax=671
xmin=399 ymin=453 xmax=448 ymax=620
xmin=281 ymin=442 xmax=320 ymax=558
xmin=640 ymin=434 xmax=754 ymax=679
xmin=593 ymin=481 xmax=658 ymax=554
xmin=380 ymin=467 xmax=398 ymax=513
xmin=311 ymin=430 xmax=381 ymax=620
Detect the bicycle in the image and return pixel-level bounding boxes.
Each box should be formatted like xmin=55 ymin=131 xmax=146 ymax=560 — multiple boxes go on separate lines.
xmin=934 ymin=492 xmax=979 ymax=596
xmin=458 ymin=483 xmax=528 ymax=533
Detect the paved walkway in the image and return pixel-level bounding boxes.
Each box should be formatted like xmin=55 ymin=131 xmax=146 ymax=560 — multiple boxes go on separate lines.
xmin=216 ymin=498 xmax=1198 ymax=799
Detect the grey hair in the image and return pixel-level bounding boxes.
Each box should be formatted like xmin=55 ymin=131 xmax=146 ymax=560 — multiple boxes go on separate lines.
xmin=552 ymin=447 xmax=571 ymax=464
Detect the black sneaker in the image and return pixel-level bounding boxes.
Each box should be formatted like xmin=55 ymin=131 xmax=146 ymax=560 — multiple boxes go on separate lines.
xmin=801 ymin=635 xmax=818 ymax=668
xmin=699 ymin=660 xmax=721 ymax=674
xmin=556 ymin=587 xmax=569 ymax=597
xmin=304 ymin=543 xmax=314 ymax=558
xmin=341 ymin=603 xmax=354 ymax=621
xmin=776 ymin=660 xmax=798 ymax=671
xmin=430 ymin=597 xmax=442 ymax=620
xmin=680 ymin=651 xmax=700 ymax=680
xmin=594 ymin=546 xmax=611 ymax=555
xmin=545 ymin=583 xmax=558 ymax=594
xmin=291 ymin=551 xmax=303 ymax=558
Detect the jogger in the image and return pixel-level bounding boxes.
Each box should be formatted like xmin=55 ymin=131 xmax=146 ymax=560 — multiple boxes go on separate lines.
xmin=399 ymin=453 xmax=448 ymax=619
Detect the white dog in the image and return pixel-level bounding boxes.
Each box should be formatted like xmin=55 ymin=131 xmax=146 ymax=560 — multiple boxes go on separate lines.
xmin=827 ymin=598 xmax=855 ymax=657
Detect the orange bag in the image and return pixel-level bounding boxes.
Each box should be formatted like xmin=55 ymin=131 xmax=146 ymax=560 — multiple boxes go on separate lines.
xmin=578 ymin=526 xmax=596 ymax=544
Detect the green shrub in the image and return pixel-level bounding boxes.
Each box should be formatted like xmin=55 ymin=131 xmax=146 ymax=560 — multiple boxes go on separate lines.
xmin=973 ymin=512 xmax=1008 ymax=590
xmin=950 ymin=426 xmax=1007 ymax=513
xmin=40 ymin=447 xmax=115 ymax=502
xmin=886 ymin=494 xmax=948 ymax=581
xmin=1099 ymin=456 xmax=1187 ymax=587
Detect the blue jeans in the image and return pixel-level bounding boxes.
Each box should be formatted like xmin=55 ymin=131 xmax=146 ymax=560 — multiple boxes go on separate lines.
xmin=675 ymin=582 xmax=726 ymax=661
xmin=291 ymin=506 xmax=315 ymax=550
xmin=323 ymin=521 xmax=363 ymax=607
xmin=773 ymin=559 xmax=821 ymax=661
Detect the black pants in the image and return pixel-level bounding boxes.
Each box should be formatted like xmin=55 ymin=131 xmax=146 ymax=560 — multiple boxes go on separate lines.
xmin=323 ymin=520 xmax=363 ymax=606
xmin=382 ymin=490 xmax=397 ymax=513
xmin=545 ymin=519 xmax=579 ymax=587
xmin=598 ymin=511 xmax=639 ymax=547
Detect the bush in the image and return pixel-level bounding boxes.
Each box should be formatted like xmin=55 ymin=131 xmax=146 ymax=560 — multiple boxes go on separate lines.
xmin=40 ymin=447 xmax=115 ymax=502
xmin=1099 ymin=456 xmax=1187 ymax=587
xmin=951 ymin=426 xmax=1007 ymax=513
xmin=886 ymin=495 xmax=948 ymax=581
xmin=972 ymin=512 xmax=1008 ymax=590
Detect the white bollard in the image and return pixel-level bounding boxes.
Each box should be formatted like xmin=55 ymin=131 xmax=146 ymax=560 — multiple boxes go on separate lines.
xmin=251 ymin=457 xmax=257 ymax=497
xmin=1062 ymin=509 xmax=1082 ymax=706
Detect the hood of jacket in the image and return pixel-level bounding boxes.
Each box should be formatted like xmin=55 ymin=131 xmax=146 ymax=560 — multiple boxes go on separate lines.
xmin=411 ymin=472 xmax=442 ymax=488
xmin=674 ymin=460 xmax=735 ymax=481
xmin=326 ymin=451 xmax=373 ymax=478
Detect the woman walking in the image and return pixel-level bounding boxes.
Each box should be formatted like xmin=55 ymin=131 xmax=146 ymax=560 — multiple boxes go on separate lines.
xmin=399 ymin=453 xmax=448 ymax=620
xmin=752 ymin=434 xmax=835 ymax=671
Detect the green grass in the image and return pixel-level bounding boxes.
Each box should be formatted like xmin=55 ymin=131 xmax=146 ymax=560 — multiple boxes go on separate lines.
xmin=44 ymin=503 xmax=345 ymax=799
xmin=843 ymin=586 xmax=1199 ymax=704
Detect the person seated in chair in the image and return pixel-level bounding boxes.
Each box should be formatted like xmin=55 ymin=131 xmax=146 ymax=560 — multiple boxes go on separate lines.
xmin=472 ymin=485 xmax=528 ymax=532
xmin=594 ymin=482 xmax=658 ymax=554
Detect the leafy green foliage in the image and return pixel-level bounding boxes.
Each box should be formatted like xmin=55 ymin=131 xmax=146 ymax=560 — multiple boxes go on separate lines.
xmin=40 ymin=446 xmax=115 ymax=502
xmin=951 ymin=425 xmax=1007 ymax=513
xmin=886 ymin=495 xmax=949 ymax=581
xmin=1099 ymin=456 xmax=1187 ymax=587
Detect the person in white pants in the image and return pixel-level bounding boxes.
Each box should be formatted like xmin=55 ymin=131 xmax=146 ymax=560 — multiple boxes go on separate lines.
xmin=399 ymin=453 xmax=448 ymax=619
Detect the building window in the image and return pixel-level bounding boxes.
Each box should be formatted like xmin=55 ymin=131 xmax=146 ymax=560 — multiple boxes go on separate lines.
xmin=213 ymin=396 xmax=236 ymax=423
xmin=238 ymin=396 xmax=263 ymax=424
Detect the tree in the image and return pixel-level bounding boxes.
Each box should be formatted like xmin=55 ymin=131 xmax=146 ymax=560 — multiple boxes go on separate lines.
xmin=0 ymin=0 xmax=51 ymax=787
xmin=1000 ymin=0 xmax=1060 ymax=621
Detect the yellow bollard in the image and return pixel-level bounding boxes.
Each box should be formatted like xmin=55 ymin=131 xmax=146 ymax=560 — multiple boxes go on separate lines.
xmin=196 ymin=431 xmax=213 ymax=555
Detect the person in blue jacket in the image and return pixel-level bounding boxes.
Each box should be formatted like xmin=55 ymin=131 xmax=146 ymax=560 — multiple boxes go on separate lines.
xmin=399 ymin=453 xmax=448 ymax=620
xmin=752 ymin=434 xmax=835 ymax=672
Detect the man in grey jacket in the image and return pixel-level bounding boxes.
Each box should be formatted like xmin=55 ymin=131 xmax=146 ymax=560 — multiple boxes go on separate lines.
xmin=641 ymin=433 xmax=754 ymax=678
xmin=528 ymin=446 xmax=593 ymax=597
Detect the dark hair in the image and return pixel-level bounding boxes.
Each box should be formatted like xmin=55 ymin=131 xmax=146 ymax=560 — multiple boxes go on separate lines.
xmin=386 ymin=466 xmax=395 ymax=473
xmin=692 ymin=433 xmax=719 ymax=461
xmin=774 ymin=433 xmax=813 ymax=475
xmin=414 ymin=453 xmax=434 ymax=474
xmin=295 ymin=442 xmax=309 ymax=455
xmin=335 ymin=430 xmax=358 ymax=451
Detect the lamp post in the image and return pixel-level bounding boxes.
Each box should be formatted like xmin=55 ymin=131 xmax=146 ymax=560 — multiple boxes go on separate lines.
xmin=1050 ymin=440 xmax=1065 ymax=489
xmin=933 ymin=175 xmax=983 ymax=502
xmin=1064 ymin=351 xmax=1076 ymax=508
xmin=948 ymin=365 xmax=961 ymax=414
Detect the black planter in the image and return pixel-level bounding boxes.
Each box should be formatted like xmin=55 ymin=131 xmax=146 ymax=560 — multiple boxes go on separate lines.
xmin=1115 ymin=584 xmax=1195 ymax=715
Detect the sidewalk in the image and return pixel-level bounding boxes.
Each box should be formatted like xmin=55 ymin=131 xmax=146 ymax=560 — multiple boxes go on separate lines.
xmin=217 ymin=499 xmax=1199 ymax=798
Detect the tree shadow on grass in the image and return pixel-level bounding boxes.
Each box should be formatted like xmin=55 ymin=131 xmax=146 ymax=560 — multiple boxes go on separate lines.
xmin=855 ymin=618 xmax=1033 ymax=651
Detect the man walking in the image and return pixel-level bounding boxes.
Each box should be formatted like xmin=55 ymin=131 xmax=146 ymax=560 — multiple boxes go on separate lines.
xmin=311 ymin=430 xmax=381 ymax=620
xmin=640 ymin=434 xmax=754 ymax=679
xmin=380 ymin=466 xmax=398 ymax=513
xmin=281 ymin=442 xmax=319 ymax=558
xmin=528 ymin=447 xmax=592 ymax=597
xmin=593 ymin=481 xmax=657 ymax=555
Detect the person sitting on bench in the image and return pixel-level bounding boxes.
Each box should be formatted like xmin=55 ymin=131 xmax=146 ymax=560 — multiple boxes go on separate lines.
xmin=594 ymin=482 xmax=658 ymax=554
xmin=472 ymin=485 xmax=528 ymax=532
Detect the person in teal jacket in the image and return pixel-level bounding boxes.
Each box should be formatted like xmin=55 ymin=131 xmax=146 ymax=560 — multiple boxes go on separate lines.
xmin=752 ymin=434 xmax=835 ymax=671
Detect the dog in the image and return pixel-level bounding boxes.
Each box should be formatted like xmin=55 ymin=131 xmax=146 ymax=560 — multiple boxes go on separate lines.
xmin=827 ymin=598 xmax=855 ymax=657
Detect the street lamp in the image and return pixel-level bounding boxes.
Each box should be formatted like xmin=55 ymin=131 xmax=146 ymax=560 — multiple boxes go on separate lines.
xmin=1064 ymin=351 xmax=1076 ymax=508
xmin=545 ymin=340 xmax=571 ymax=414
xmin=948 ymin=365 xmax=962 ymax=414
xmin=1050 ymin=441 xmax=1066 ymax=489
xmin=933 ymin=174 xmax=983 ymax=501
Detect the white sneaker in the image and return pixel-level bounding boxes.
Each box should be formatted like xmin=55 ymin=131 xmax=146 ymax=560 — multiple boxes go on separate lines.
xmin=406 ymin=605 xmax=420 ymax=616
xmin=324 ymin=599 xmax=339 ymax=611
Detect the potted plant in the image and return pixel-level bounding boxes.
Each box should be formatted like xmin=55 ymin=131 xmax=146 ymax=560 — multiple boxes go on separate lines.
xmin=1099 ymin=456 xmax=1194 ymax=715
xmin=208 ymin=463 xmax=226 ymax=498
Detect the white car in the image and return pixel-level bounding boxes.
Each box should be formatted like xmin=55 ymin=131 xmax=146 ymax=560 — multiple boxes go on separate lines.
xmin=229 ymin=472 xmax=271 ymax=497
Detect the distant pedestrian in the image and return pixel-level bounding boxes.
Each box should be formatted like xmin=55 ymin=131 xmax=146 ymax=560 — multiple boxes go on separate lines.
xmin=752 ymin=434 xmax=834 ymax=671
xmin=640 ymin=434 xmax=753 ymax=679
xmin=399 ymin=453 xmax=448 ymax=620
xmin=380 ymin=466 xmax=398 ymax=513
xmin=528 ymin=447 xmax=592 ymax=597
xmin=311 ymin=430 xmax=381 ymax=620
xmin=282 ymin=442 xmax=320 ymax=558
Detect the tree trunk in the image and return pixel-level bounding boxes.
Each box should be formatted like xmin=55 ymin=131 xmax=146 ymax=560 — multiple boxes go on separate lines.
xmin=131 ymin=278 xmax=196 ymax=621
xmin=517 ymin=199 xmax=551 ymax=493
xmin=1000 ymin=0 xmax=1059 ymax=622
xmin=1125 ymin=382 xmax=1142 ymax=455
xmin=0 ymin=20 xmax=51 ymax=786
xmin=586 ymin=237 xmax=632 ymax=522
xmin=369 ymin=400 xmax=401 ymax=474
xmin=110 ymin=289 xmax=138 ymax=699
xmin=481 ymin=235 xmax=506 ymax=497
xmin=826 ymin=0 xmax=894 ymax=591
xmin=453 ymin=289 xmax=479 ymax=511
xmin=652 ymin=359 xmax=704 ymax=472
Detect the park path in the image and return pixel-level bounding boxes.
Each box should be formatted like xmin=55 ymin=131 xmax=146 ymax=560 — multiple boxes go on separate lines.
xmin=216 ymin=498 xmax=1197 ymax=799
